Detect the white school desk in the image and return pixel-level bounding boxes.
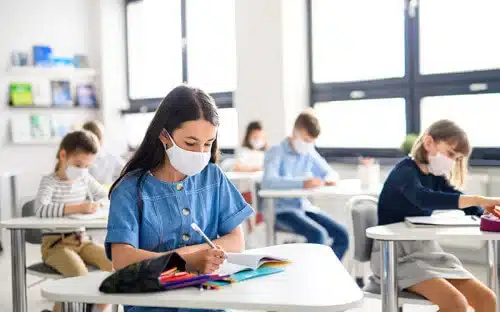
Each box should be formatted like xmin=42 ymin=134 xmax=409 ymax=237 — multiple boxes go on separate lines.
xmin=366 ymin=222 xmax=500 ymax=312
xmin=41 ymin=243 xmax=363 ymax=312
xmin=259 ymin=179 xmax=381 ymax=246
xmin=225 ymin=171 xmax=263 ymax=210
xmin=0 ymin=216 xmax=107 ymax=312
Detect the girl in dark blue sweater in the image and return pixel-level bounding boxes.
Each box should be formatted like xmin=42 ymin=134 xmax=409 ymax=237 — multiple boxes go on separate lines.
xmin=371 ymin=120 xmax=500 ymax=312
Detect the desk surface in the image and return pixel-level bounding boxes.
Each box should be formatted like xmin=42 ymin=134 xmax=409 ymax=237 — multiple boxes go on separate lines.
xmin=366 ymin=222 xmax=500 ymax=240
xmin=0 ymin=216 xmax=107 ymax=230
xmin=225 ymin=171 xmax=263 ymax=182
xmin=259 ymin=179 xmax=381 ymax=198
xmin=41 ymin=244 xmax=363 ymax=311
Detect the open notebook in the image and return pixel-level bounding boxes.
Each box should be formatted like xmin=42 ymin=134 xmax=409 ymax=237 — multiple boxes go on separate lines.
xmin=216 ymin=252 xmax=289 ymax=276
xmin=67 ymin=208 xmax=108 ymax=220
xmin=405 ymin=215 xmax=480 ymax=228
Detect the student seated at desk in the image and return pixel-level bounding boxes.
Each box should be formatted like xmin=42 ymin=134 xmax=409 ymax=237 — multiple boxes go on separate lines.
xmin=371 ymin=119 xmax=500 ymax=312
xmin=83 ymin=120 xmax=126 ymax=185
xmin=233 ymin=121 xmax=268 ymax=172
xmin=261 ymin=110 xmax=349 ymax=260
xmin=35 ymin=130 xmax=113 ymax=312
xmin=105 ymin=85 xmax=253 ymax=312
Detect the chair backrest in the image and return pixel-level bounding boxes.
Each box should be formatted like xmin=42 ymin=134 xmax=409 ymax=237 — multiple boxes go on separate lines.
xmin=21 ymin=199 xmax=42 ymax=244
xmin=347 ymin=195 xmax=378 ymax=263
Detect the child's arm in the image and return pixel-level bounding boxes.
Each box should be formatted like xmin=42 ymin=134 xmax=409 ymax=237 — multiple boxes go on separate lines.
xmin=35 ymin=176 xmax=88 ymax=217
xmin=439 ymin=179 xmax=483 ymax=216
xmin=395 ymin=166 xmax=497 ymax=213
xmin=87 ymin=174 xmax=108 ymax=202
xmin=261 ymin=147 xmax=305 ymax=189
xmin=310 ymin=150 xmax=339 ymax=182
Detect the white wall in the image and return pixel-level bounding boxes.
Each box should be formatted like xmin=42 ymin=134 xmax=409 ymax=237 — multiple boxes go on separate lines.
xmin=0 ymin=0 xmax=103 ymax=203
xmin=0 ymin=0 xmax=128 ymax=212
xmin=234 ymin=0 xmax=309 ymax=146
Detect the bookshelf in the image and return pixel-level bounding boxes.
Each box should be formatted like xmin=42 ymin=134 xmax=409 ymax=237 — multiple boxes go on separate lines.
xmin=7 ymin=66 xmax=97 ymax=79
xmin=6 ymin=66 xmax=99 ymax=146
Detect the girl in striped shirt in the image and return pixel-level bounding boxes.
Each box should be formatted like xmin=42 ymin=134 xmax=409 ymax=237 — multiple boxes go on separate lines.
xmin=35 ymin=130 xmax=112 ymax=312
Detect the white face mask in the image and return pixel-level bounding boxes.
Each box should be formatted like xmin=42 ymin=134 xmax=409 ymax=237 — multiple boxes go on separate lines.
xmin=250 ymin=138 xmax=265 ymax=150
xmin=428 ymin=152 xmax=454 ymax=176
xmin=164 ymin=131 xmax=211 ymax=176
xmin=292 ymin=135 xmax=314 ymax=155
xmin=66 ymin=166 xmax=88 ymax=180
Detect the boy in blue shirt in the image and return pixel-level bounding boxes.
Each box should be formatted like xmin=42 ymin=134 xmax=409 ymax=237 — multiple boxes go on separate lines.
xmin=261 ymin=111 xmax=349 ymax=260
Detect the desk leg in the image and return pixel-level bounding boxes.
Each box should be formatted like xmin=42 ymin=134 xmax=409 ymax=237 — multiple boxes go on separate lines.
xmin=263 ymin=198 xmax=275 ymax=246
xmin=11 ymin=229 xmax=27 ymax=312
xmin=380 ymin=240 xmax=398 ymax=312
xmin=9 ymin=175 xmax=18 ymax=217
xmin=487 ymin=240 xmax=500 ymax=312
xmin=61 ymin=302 xmax=77 ymax=312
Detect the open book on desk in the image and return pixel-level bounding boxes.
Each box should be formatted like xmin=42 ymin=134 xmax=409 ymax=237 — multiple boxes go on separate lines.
xmin=216 ymin=252 xmax=289 ymax=276
xmin=67 ymin=208 xmax=108 ymax=220
xmin=405 ymin=215 xmax=480 ymax=228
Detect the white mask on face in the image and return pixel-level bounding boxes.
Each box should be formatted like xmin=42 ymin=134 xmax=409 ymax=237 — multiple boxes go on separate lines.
xmin=292 ymin=133 xmax=314 ymax=155
xmin=428 ymin=152 xmax=454 ymax=176
xmin=66 ymin=166 xmax=88 ymax=180
xmin=164 ymin=131 xmax=211 ymax=176
xmin=250 ymin=138 xmax=265 ymax=150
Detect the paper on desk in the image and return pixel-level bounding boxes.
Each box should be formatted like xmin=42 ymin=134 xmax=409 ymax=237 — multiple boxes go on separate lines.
xmin=67 ymin=209 xmax=108 ymax=220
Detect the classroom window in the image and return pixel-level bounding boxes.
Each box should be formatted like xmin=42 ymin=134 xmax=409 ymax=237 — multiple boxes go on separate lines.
xmin=308 ymin=0 xmax=500 ymax=161
xmin=311 ymin=0 xmax=405 ymax=83
xmin=314 ymin=98 xmax=407 ymax=149
xmin=419 ymin=0 xmax=500 ymax=75
xmin=126 ymin=0 xmax=183 ymax=100
xmin=125 ymin=0 xmax=236 ymax=116
xmin=420 ymin=94 xmax=500 ymax=148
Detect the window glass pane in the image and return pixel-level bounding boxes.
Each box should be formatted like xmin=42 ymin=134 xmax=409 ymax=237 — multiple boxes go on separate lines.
xmin=123 ymin=112 xmax=155 ymax=148
xmin=420 ymin=94 xmax=500 ymax=147
xmin=314 ymin=98 xmax=406 ymax=148
xmin=419 ymin=0 xmax=500 ymax=75
xmin=311 ymin=0 xmax=405 ymax=83
xmin=217 ymin=108 xmax=238 ymax=148
xmin=186 ymin=0 xmax=236 ymax=93
xmin=126 ymin=0 xmax=183 ymax=99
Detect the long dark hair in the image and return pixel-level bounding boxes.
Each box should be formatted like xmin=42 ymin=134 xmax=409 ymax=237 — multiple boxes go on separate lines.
xmin=242 ymin=121 xmax=266 ymax=151
xmin=109 ymin=85 xmax=220 ymax=196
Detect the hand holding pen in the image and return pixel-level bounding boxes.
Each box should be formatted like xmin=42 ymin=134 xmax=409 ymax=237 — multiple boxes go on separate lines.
xmin=181 ymin=223 xmax=226 ymax=274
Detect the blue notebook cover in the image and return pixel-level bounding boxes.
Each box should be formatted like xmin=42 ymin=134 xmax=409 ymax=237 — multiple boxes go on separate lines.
xmin=207 ymin=266 xmax=284 ymax=287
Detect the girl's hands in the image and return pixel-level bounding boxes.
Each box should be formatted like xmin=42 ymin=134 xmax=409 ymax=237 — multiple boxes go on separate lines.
xmin=182 ymin=246 xmax=226 ymax=274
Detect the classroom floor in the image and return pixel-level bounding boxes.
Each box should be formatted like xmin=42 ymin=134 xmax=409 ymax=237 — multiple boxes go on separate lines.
xmin=0 ymin=229 xmax=487 ymax=312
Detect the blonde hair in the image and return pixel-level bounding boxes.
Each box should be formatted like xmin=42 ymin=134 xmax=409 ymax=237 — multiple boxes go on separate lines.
xmin=410 ymin=119 xmax=471 ymax=188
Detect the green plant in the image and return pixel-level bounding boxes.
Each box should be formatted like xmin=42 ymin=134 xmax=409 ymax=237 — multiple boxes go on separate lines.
xmin=401 ymin=133 xmax=419 ymax=155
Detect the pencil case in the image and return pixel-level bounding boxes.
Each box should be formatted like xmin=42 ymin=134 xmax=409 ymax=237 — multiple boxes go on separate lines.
xmin=99 ymin=252 xmax=186 ymax=293
xmin=480 ymin=214 xmax=500 ymax=232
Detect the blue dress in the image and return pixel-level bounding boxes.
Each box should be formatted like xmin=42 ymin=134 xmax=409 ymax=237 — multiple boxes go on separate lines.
xmin=105 ymin=163 xmax=254 ymax=312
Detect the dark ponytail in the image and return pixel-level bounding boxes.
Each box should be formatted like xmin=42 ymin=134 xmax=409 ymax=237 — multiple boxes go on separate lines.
xmin=109 ymin=85 xmax=220 ymax=197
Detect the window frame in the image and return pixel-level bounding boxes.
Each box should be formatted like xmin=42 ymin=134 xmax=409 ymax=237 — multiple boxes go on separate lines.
xmin=307 ymin=0 xmax=500 ymax=163
xmin=123 ymin=0 xmax=234 ymax=114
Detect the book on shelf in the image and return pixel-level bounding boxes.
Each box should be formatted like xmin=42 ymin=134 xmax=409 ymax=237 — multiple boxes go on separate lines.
xmin=32 ymin=80 xmax=52 ymax=106
xmin=9 ymin=82 xmax=33 ymax=106
xmin=51 ymin=80 xmax=73 ymax=106
xmin=75 ymin=83 xmax=97 ymax=107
